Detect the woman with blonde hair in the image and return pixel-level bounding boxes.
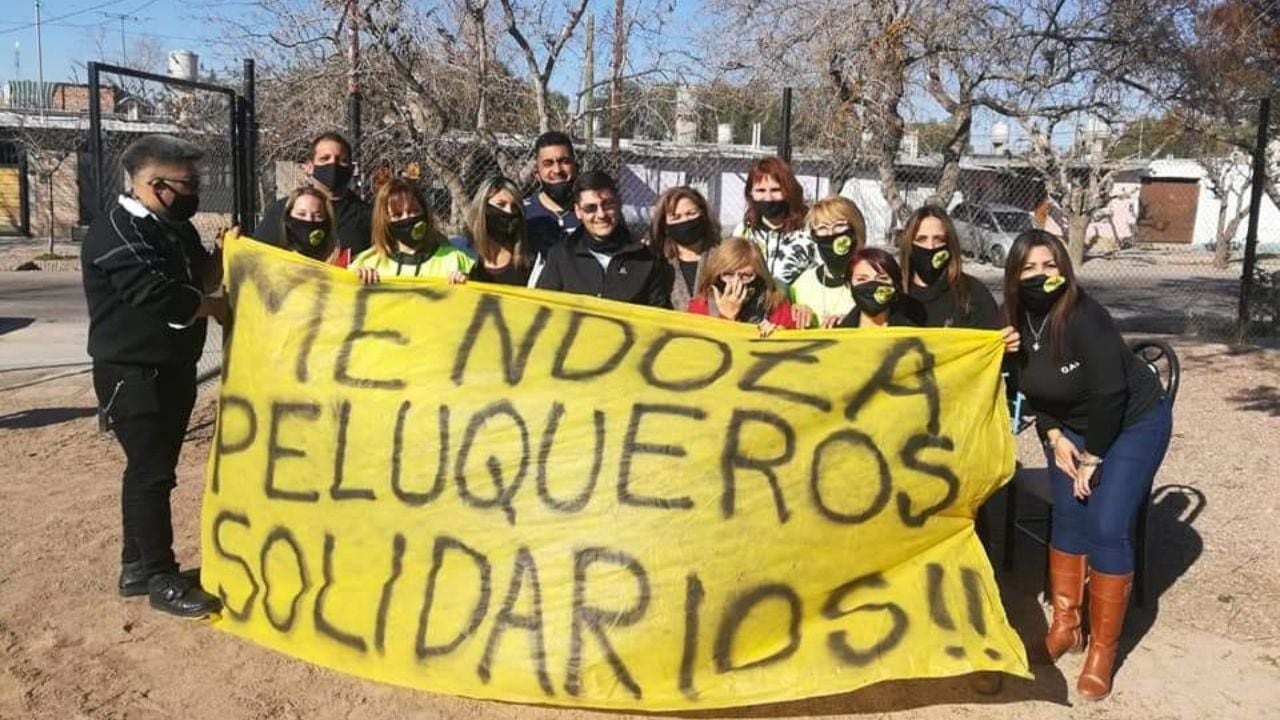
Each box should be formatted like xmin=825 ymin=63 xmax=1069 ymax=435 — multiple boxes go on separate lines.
xmin=350 ymin=177 xmax=473 ymax=283
xmin=790 ymin=195 xmax=866 ymax=328
xmin=276 ymin=186 xmax=348 ymax=266
xmin=649 ymin=186 xmax=720 ymax=310
xmin=687 ymin=237 xmax=797 ymax=336
xmin=466 ymin=176 xmax=534 ymax=286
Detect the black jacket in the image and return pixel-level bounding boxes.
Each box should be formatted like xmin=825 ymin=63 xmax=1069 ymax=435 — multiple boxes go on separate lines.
xmin=81 ymin=195 xmax=211 ymax=367
xmin=252 ymin=192 xmax=373 ymax=256
xmin=535 ymin=227 xmax=671 ymax=308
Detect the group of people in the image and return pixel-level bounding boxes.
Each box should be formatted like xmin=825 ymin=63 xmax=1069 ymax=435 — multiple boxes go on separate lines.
xmin=80 ymin=129 xmax=1172 ymax=704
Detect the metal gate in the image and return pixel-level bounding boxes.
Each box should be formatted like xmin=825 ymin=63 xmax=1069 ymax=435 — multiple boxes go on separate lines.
xmin=85 ymin=60 xmax=257 ymax=236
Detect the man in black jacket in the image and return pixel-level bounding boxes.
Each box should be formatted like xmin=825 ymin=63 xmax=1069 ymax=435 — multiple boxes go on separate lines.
xmin=535 ymin=170 xmax=670 ymax=308
xmin=81 ymin=134 xmax=226 ymax=618
xmin=251 ymin=132 xmax=371 ymax=255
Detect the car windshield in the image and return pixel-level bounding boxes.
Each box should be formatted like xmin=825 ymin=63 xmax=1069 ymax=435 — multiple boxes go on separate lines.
xmin=992 ymin=211 xmax=1034 ymax=232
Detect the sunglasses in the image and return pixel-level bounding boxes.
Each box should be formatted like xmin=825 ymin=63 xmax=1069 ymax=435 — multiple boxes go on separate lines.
xmin=579 ymin=201 xmax=619 ymax=216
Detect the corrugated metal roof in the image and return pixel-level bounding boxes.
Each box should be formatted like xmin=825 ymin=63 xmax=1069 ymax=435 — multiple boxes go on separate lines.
xmin=4 ymin=81 xmax=55 ymax=110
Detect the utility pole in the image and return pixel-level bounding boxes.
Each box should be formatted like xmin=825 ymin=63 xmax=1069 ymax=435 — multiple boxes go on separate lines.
xmin=609 ymin=0 xmax=624 ymax=163
xmin=34 ymin=0 xmax=46 ymax=115
xmin=101 ymin=12 xmax=139 ymax=64
xmin=346 ymin=0 xmax=362 ymax=171
xmin=582 ymin=12 xmax=594 ymax=145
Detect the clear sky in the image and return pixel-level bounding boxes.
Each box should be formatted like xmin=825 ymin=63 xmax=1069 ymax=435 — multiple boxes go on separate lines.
xmin=0 ymin=0 xmax=1074 ymax=151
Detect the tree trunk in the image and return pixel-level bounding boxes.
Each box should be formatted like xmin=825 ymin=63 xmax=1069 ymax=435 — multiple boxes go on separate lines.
xmin=931 ymin=104 xmax=971 ymax=208
xmin=1214 ymin=197 xmax=1232 ymax=269
xmin=1067 ymin=213 xmax=1089 ymax=268
xmin=46 ymin=175 xmax=55 ymax=256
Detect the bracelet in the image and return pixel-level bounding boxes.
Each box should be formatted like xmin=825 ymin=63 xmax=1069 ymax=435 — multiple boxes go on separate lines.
xmin=1078 ymin=456 xmax=1103 ymax=467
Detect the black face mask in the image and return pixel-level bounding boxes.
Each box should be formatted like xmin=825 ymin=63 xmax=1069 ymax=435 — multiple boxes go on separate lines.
xmin=484 ymin=205 xmax=519 ymax=244
xmin=156 ymin=182 xmax=199 ymax=222
xmin=312 ymin=162 xmax=353 ymax=194
xmin=713 ymin=276 xmax=766 ymax=298
xmin=753 ymin=199 xmax=790 ymax=220
xmin=851 ymin=281 xmax=897 ymax=316
xmin=812 ymin=232 xmax=856 ymax=276
xmin=911 ymin=245 xmax=952 ymax=286
xmin=542 ymin=179 xmax=575 ymax=208
xmin=666 ymin=216 xmax=707 ymax=247
xmin=286 ymin=218 xmax=331 ymax=259
xmin=1019 ymin=274 xmax=1067 ymax=315
xmin=389 ymin=216 xmax=432 ymax=249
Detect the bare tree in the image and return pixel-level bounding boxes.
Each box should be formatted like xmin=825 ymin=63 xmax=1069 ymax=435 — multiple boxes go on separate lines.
xmin=14 ymin=121 xmax=82 ymax=254
xmin=498 ymin=0 xmax=591 ymax=133
xmin=1204 ymin=150 xmax=1253 ymax=268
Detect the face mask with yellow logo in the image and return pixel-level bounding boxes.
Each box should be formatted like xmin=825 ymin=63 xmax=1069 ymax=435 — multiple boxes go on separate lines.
xmin=910 ymin=245 xmax=951 ymax=286
xmin=1019 ymin=273 xmax=1067 ymax=314
xmin=813 ymin=232 xmax=857 ymax=277
xmin=851 ymin=280 xmax=897 ymax=316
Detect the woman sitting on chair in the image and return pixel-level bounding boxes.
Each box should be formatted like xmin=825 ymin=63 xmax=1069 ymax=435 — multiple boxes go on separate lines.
xmin=1003 ymin=230 xmax=1172 ymax=701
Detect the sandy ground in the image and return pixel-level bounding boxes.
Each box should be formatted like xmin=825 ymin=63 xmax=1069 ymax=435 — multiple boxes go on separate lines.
xmin=1 ymin=339 xmax=1278 ymax=719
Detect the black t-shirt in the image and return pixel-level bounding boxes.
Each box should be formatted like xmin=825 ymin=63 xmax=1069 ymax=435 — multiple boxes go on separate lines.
xmin=252 ymin=193 xmax=373 ymax=256
xmin=909 ymin=273 xmax=1000 ymax=329
xmin=679 ymin=260 xmax=699 ymax=294
xmin=1016 ymin=294 xmax=1163 ymax=456
xmin=470 ymin=260 xmax=533 ymax=287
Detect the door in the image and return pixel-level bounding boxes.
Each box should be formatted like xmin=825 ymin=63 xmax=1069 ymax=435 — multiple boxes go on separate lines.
xmin=1136 ymin=178 xmax=1199 ymax=244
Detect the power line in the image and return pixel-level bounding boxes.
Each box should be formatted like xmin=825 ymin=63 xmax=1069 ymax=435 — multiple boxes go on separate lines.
xmin=0 ymin=0 xmax=133 ymax=37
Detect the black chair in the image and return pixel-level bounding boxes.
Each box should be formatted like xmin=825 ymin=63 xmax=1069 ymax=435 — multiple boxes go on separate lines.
xmin=1002 ymin=340 xmax=1180 ymax=607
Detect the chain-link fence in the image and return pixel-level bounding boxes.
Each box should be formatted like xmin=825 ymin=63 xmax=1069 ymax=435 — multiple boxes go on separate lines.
xmin=87 ymin=62 xmax=245 ymax=241
xmin=248 ymin=85 xmax=1279 ymax=342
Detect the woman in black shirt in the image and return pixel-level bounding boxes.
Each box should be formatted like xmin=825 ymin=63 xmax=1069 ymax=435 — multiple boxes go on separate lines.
xmin=1004 ymin=230 xmax=1170 ymax=702
xmin=650 ymin=186 xmax=720 ymax=311
xmin=899 ymin=205 xmax=999 ymax=327
xmin=837 ymin=248 xmax=925 ymax=328
xmin=467 ymin=176 xmax=535 ymax=286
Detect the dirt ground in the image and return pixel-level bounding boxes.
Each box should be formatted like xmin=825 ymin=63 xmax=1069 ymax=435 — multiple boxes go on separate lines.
xmin=1 ymin=338 xmax=1278 ymax=720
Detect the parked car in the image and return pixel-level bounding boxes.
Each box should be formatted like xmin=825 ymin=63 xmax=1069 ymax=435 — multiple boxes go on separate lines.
xmin=950 ymin=202 xmax=1038 ymax=267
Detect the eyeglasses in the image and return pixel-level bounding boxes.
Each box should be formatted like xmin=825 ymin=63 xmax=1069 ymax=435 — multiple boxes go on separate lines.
xmin=154 ymin=176 xmax=201 ymax=192
xmin=811 ymin=222 xmax=850 ymax=235
xmin=579 ymin=201 xmax=619 ymax=216
xmin=720 ymin=271 xmax=757 ymax=282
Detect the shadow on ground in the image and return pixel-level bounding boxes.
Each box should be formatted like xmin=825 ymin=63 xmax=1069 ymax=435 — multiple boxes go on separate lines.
xmin=0 ymin=406 xmax=97 ymax=430
xmin=0 ymin=316 xmax=35 ymax=336
xmin=1229 ymin=385 xmax=1280 ymax=416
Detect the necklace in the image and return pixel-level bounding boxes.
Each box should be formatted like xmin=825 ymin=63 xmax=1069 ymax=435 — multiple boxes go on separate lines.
xmin=1026 ymin=311 xmax=1050 ymax=352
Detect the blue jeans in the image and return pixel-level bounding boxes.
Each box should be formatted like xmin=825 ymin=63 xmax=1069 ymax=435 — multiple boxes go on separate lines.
xmin=1043 ymin=398 xmax=1173 ymax=574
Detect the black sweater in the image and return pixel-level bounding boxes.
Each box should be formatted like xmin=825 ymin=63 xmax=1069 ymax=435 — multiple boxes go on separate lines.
xmin=1016 ymin=294 xmax=1163 ymax=456
xmin=535 ymin=227 xmax=671 ymax=308
xmin=81 ymin=197 xmax=210 ymax=367
xmin=252 ymin=193 xmax=372 ymax=255
xmin=909 ymin=273 xmax=999 ymax=329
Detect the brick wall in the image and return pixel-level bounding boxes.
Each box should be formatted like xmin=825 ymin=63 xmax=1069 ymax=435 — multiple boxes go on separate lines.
xmin=28 ymin=162 xmax=79 ymax=240
xmin=50 ymin=85 xmax=116 ymax=114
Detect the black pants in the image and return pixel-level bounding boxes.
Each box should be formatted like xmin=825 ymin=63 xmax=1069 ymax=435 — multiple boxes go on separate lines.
xmin=93 ymin=362 xmax=197 ymax=578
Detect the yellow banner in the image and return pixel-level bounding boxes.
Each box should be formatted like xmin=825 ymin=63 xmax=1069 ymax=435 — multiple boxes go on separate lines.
xmin=201 ymin=238 xmax=1028 ymax=711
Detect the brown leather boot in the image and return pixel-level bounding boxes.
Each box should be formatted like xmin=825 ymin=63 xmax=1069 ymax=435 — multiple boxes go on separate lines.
xmin=1078 ymin=570 xmax=1133 ymax=701
xmin=1044 ymin=547 xmax=1087 ymax=662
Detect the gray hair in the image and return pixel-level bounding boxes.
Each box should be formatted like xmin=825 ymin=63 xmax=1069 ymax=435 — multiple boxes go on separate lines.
xmin=120 ymin=134 xmax=205 ymax=178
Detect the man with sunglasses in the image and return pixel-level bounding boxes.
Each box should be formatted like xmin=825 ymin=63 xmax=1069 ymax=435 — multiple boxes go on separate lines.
xmin=81 ymin=134 xmax=226 ymax=619
xmin=535 ymin=170 xmax=670 ymax=308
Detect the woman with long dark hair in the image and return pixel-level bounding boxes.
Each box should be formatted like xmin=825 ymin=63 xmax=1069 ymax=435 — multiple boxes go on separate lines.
xmin=650 ymin=186 xmax=721 ymax=310
xmin=731 ymin=157 xmax=816 ymax=285
xmin=1004 ymin=230 xmax=1171 ymax=701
